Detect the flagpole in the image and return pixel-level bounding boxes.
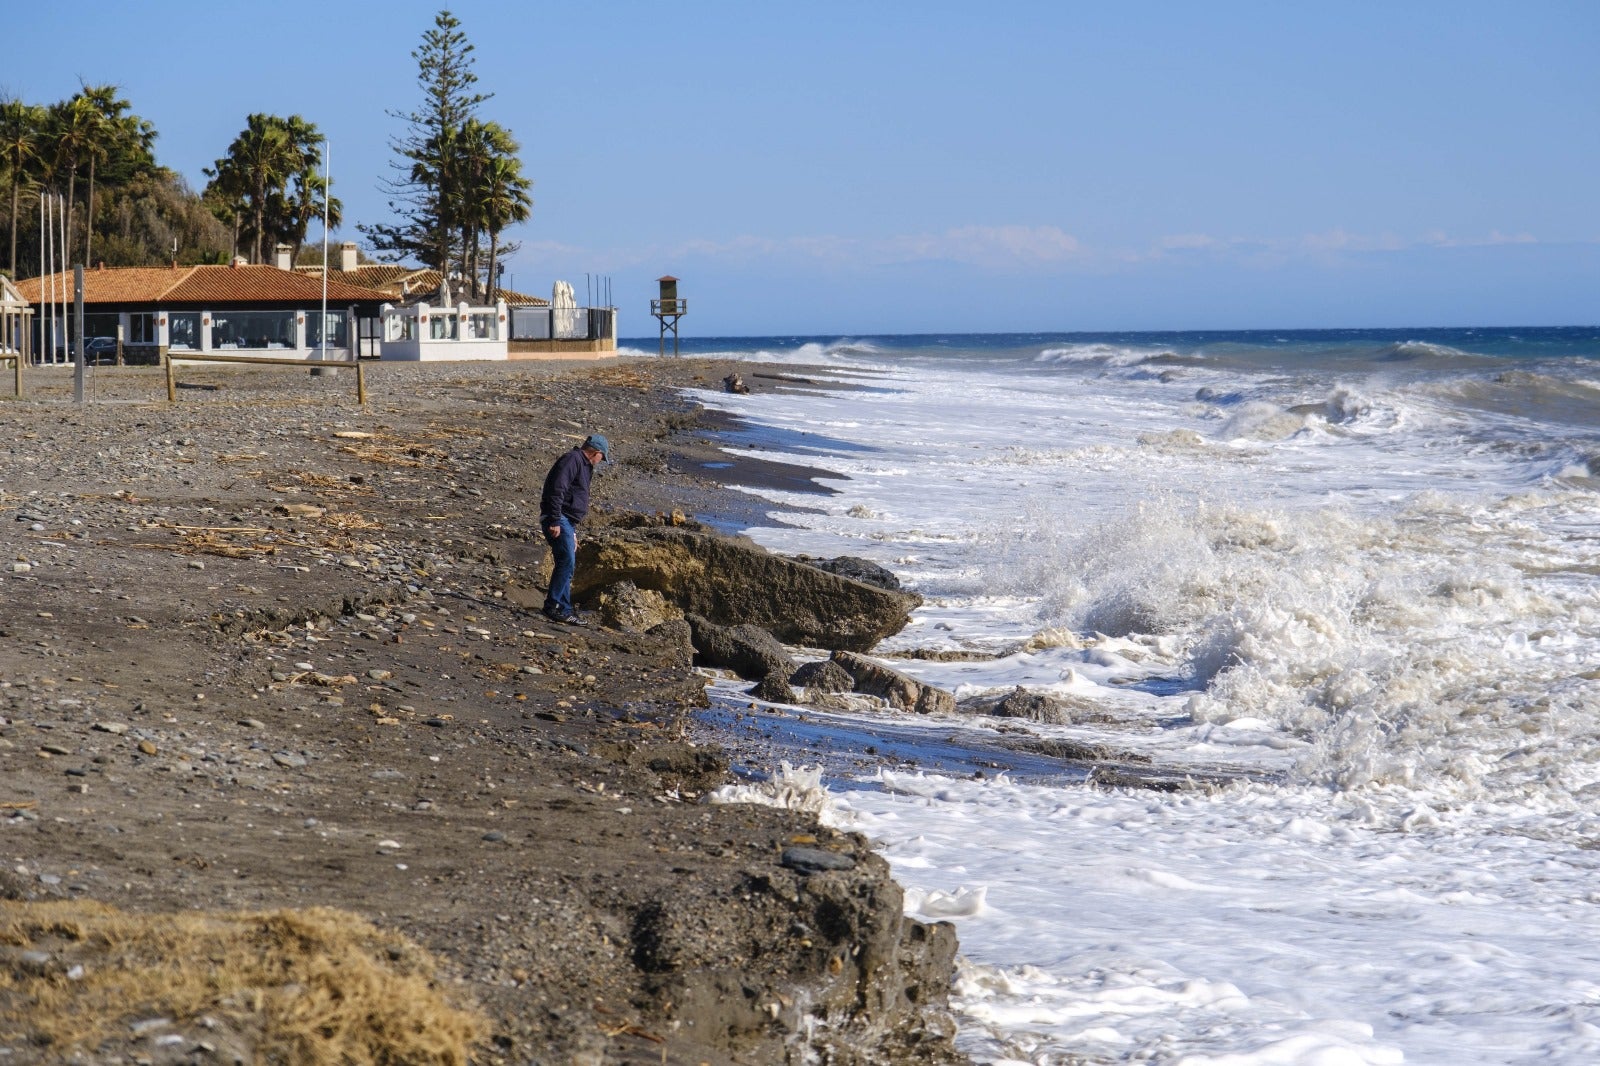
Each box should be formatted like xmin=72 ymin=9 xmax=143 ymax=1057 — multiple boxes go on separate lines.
xmin=320 ymin=138 xmax=329 ymax=362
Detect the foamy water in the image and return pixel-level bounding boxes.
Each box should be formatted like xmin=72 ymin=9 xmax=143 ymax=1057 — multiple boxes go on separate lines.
xmin=683 ymin=329 xmax=1600 ymax=1065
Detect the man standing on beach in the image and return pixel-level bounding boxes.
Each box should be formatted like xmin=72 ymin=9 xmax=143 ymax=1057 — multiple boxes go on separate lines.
xmin=539 ymin=433 xmax=608 ymax=625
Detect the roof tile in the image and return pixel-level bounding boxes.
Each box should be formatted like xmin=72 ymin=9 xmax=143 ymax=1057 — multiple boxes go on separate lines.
xmin=15 ymin=265 xmax=393 ymax=305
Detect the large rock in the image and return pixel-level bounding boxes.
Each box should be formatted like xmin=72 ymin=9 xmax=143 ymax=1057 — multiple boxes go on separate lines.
xmin=628 ymin=844 xmax=960 ymax=1064
xmin=686 ymin=615 xmax=795 ymax=681
xmin=830 ymin=651 xmax=955 ymax=715
xmin=596 ymin=580 xmax=682 ymax=631
xmin=686 ymin=614 xmax=797 ymax=702
xmin=798 ymin=555 xmax=902 ymax=591
xmin=790 ymin=659 xmax=855 ymax=694
xmin=573 ymin=528 xmax=918 ymax=652
xmin=963 ymin=685 xmax=1072 ymax=724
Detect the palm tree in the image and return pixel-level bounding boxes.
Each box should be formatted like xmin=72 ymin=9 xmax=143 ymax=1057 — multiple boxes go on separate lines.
xmin=201 ymin=158 xmax=247 ymax=259
xmin=277 ymin=117 xmax=341 ymax=266
xmin=214 ymin=114 xmax=299 ymax=263
xmin=0 ymin=98 xmax=44 ymax=278
xmin=49 ymin=95 xmax=98 ymax=267
xmin=445 ymin=119 xmax=520 ymax=300
xmin=77 ymin=83 xmax=138 ymax=268
xmin=478 ymin=154 xmax=531 ymax=304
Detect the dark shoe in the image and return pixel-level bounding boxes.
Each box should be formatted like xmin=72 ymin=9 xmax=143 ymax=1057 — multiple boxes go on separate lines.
xmin=544 ymin=608 xmax=587 ymax=627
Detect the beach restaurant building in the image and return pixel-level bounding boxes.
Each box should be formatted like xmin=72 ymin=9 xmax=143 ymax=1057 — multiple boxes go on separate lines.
xmin=16 ymin=254 xmax=615 ymax=363
xmin=15 ymin=261 xmax=392 ymax=365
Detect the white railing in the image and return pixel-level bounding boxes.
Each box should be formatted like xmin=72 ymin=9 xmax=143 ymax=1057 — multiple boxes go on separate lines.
xmin=379 ymin=301 xmax=510 ymax=361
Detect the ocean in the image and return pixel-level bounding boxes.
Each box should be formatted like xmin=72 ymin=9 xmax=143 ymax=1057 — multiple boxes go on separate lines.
xmin=630 ymin=328 xmax=1600 ymax=1065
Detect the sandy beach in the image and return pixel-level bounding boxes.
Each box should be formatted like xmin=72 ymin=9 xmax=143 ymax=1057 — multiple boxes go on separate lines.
xmin=0 ymin=358 xmax=962 ymax=1065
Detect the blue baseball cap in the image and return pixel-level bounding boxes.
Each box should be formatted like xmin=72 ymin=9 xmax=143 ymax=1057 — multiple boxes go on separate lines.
xmin=583 ymin=434 xmax=610 ymax=458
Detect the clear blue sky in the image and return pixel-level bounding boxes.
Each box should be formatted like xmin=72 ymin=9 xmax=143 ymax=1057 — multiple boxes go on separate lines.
xmin=8 ymin=1 xmax=1598 ymax=334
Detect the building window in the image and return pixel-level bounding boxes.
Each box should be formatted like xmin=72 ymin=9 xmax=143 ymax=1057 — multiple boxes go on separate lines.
xmin=467 ymin=312 xmax=495 ymax=339
xmin=210 ymin=311 xmax=295 ymax=350
xmin=429 ymin=313 xmax=457 ymax=341
xmin=168 ymin=313 xmax=200 ymax=350
xmin=306 ymin=310 xmax=348 ymax=350
xmin=128 ymin=313 xmax=157 ymax=344
xmin=84 ymin=312 xmax=118 ymax=340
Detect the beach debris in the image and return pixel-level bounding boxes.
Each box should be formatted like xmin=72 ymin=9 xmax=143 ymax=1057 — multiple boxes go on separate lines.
xmin=722 ymin=373 xmax=750 ymax=394
xmin=277 ymin=671 xmax=358 ymax=688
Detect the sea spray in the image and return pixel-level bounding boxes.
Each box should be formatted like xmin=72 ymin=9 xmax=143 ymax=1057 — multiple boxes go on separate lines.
xmin=680 ymin=327 xmax=1600 ymax=1063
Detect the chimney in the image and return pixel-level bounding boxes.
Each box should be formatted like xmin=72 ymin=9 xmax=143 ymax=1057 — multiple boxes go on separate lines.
xmin=340 ymin=241 xmax=359 ymax=273
xmin=274 ymin=243 xmax=293 ymax=270
xmin=230 ymin=255 xmax=248 ymax=268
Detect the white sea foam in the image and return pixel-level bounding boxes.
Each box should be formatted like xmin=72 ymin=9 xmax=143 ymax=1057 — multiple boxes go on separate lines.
xmin=1036 ymin=343 xmax=1169 ymax=367
xmin=696 ymin=340 xmax=1600 ymax=1063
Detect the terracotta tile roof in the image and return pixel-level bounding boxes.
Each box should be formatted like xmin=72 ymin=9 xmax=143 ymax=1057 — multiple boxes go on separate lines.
xmin=497 ymin=288 xmax=550 ymax=308
xmin=15 ymin=265 xmax=394 ymax=306
xmin=167 ymin=265 xmax=392 ymax=303
xmin=297 ymin=264 xmax=550 ymax=306
xmin=297 ymin=265 xmax=421 ymax=289
xmin=16 ymin=266 xmax=191 ymax=304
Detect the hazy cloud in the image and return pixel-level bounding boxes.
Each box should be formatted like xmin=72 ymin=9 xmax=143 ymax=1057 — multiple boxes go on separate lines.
xmin=523 ymin=226 xmax=1563 ymax=276
xmin=1145 ymin=228 xmax=1552 ymax=263
xmin=667 ymin=225 xmax=1088 ymax=268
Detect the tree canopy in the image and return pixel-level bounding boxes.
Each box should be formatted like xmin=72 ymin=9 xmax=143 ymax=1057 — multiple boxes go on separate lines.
xmin=204 ymin=113 xmax=341 ymax=266
xmin=360 ymin=9 xmax=533 ymax=301
xmin=0 ymin=84 xmax=229 ymax=278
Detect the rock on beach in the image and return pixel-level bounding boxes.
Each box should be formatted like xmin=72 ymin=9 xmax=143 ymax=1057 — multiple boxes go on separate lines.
xmin=573 ymin=526 xmax=920 ymax=651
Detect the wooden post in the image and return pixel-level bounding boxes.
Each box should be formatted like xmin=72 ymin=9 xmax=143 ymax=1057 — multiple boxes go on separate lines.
xmin=356 ymin=360 xmax=367 ymax=405
xmin=164 ymin=353 xmax=176 ymax=403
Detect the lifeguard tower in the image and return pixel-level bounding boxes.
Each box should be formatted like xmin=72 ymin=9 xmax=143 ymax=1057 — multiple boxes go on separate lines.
xmin=649 ymin=275 xmax=686 ymax=356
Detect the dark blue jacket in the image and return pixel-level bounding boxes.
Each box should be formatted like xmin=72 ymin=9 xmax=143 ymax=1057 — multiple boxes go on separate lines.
xmin=540 ymin=447 xmax=594 ymax=526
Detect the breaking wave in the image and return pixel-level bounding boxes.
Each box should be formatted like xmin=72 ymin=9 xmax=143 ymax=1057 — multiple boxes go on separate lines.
xmin=1036 ymin=343 xmax=1178 ymax=368
xmin=992 ymin=492 xmax=1600 ymax=801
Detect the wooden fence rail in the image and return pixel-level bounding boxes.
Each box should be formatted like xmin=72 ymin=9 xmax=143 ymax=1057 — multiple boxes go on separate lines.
xmin=165 ymin=353 xmax=367 ymax=405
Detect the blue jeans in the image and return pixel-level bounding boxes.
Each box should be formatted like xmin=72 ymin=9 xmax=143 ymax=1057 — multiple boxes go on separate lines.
xmin=544 ymin=516 xmax=577 ymax=615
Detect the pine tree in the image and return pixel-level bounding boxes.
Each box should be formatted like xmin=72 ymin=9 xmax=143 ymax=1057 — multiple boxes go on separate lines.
xmin=361 ymin=9 xmax=492 ymax=276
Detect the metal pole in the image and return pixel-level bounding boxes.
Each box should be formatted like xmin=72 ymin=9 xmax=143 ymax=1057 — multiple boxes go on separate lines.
xmin=58 ymin=195 xmax=68 ymax=363
xmin=73 ymin=265 xmax=85 ymax=404
xmin=42 ymin=194 xmax=52 ymax=363
xmin=320 ymin=138 xmax=329 ymax=363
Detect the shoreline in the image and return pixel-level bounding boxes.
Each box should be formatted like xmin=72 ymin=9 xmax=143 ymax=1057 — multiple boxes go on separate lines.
xmin=0 ymin=357 xmax=964 ymax=1064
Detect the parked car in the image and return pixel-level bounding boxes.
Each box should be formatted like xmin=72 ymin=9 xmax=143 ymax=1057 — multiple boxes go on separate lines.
xmin=83 ymin=337 xmax=118 ymax=364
